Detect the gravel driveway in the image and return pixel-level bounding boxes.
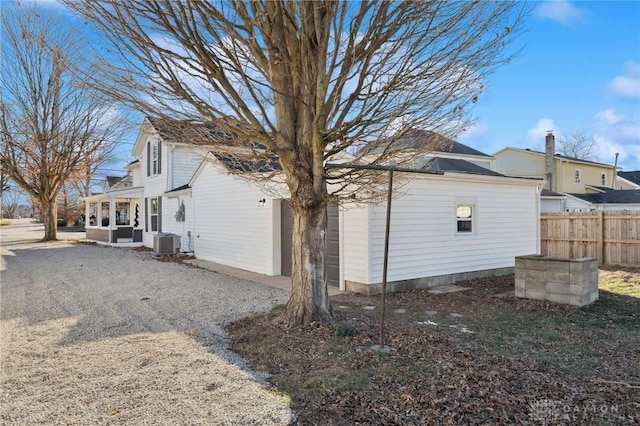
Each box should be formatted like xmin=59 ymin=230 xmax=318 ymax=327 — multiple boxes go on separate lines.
xmin=0 ymin=219 xmax=292 ymax=425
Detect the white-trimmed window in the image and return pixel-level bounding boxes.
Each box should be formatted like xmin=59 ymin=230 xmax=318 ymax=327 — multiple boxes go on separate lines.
xmin=456 ymin=204 xmax=474 ymax=233
xmin=150 ymin=197 xmax=158 ymax=231
xmin=601 ymin=173 xmax=606 ymax=186
xmin=152 ymin=144 xmax=159 ymax=174
xmin=147 ymin=141 xmax=162 ymax=176
xmin=101 ymin=201 xmax=110 ymax=227
xmin=574 ymin=169 xmax=581 ymax=184
xmin=89 ymin=202 xmax=97 ymax=226
xmin=116 ymin=202 xmax=130 ymax=226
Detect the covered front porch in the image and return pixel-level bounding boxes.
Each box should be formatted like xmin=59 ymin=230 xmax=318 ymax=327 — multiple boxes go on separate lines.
xmin=83 ymin=187 xmax=144 ymax=246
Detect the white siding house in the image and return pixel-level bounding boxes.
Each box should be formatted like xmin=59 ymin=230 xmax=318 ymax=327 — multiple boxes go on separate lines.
xmin=184 ymin=154 xmax=542 ymax=294
xmin=341 ymin=173 xmax=541 ymax=294
xmin=191 ymin=156 xmax=283 ymax=275
xmin=86 ymin=119 xmax=543 ymax=295
xmin=84 ymin=117 xmax=204 ymax=250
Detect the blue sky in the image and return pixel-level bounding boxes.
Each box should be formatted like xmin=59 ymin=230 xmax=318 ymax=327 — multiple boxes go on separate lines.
xmin=458 ymin=0 xmax=640 ymax=171
xmin=9 ymin=0 xmax=640 ymax=174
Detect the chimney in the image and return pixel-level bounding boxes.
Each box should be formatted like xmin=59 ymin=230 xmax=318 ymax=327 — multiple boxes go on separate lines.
xmin=545 ymin=131 xmax=555 ymax=191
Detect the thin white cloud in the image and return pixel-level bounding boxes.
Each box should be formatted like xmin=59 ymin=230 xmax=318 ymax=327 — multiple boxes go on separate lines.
xmin=607 ymin=61 xmax=640 ymax=99
xmin=592 ymin=109 xmax=640 ymax=170
xmin=594 ymin=109 xmax=640 ymax=140
xmin=535 ymin=1 xmax=585 ymax=25
xmin=458 ymin=122 xmax=488 ymax=141
xmin=592 ymin=136 xmax=626 ymax=166
xmin=595 ymin=109 xmax=622 ymax=125
xmin=528 ymin=118 xmax=558 ymax=142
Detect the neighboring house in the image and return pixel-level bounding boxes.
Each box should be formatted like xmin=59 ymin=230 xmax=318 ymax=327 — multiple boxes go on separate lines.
xmin=83 ymin=117 xmax=206 ymax=246
xmin=358 ymin=128 xmax=494 ymax=170
xmin=85 ymin=120 xmax=543 ymax=294
xmin=540 ymin=189 xmax=567 ymax=213
xmin=616 ymin=171 xmax=640 ymax=190
xmin=492 ymin=133 xmax=616 ymax=194
xmin=102 ymin=174 xmax=133 ymax=192
xmin=564 ymin=186 xmax=640 ymax=212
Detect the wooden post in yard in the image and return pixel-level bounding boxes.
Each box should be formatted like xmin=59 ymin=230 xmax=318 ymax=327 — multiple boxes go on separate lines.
xmin=598 ymin=210 xmax=605 ymax=265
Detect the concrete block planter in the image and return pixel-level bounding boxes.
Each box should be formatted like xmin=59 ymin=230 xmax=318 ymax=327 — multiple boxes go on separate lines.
xmin=515 ymin=255 xmax=598 ymax=307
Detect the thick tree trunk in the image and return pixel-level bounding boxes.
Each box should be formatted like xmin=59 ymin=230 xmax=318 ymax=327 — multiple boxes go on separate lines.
xmin=42 ymin=199 xmax=57 ymax=241
xmin=283 ymin=197 xmax=334 ymax=327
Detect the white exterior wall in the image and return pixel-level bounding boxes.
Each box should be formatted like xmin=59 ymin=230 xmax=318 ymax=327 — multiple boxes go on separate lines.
xmin=492 ymin=150 xmax=545 ymax=178
xmin=341 ymin=204 xmax=370 ymax=284
xmin=130 ymin=164 xmax=142 ymax=187
xmin=564 ymin=196 xmax=592 ymax=212
xmin=468 ymin=158 xmax=492 ymax=169
xmin=161 ymin=195 xmax=195 ymax=252
xmin=603 ymin=204 xmax=640 ymax=211
xmin=541 ymin=198 xmax=566 ymax=213
xmin=138 ymin=134 xmax=171 ymax=248
xmin=170 ymin=146 xmax=204 ymax=189
xmin=192 ymin=163 xmax=278 ymax=275
xmin=342 ymin=175 xmax=540 ymax=285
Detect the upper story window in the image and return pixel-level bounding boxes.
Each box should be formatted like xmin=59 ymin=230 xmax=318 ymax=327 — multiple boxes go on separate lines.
xmin=147 ymin=141 xmax=162 ymax=176
xmin=574 ymin=169 xmax=581 ymax=184
xmin=601 ymin=173 xmax=606 ymax=186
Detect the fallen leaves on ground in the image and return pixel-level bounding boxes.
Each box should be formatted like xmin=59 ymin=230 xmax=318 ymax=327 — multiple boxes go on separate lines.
xmin=229 ymin=273 xmax=639 ymax=425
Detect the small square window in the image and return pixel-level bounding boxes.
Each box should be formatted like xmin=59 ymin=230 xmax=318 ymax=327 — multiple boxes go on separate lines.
xmin=456 ymin=205 xmax=473 ymax=233
xmin=574 ymin=169 xmax=581 ymax=184
xmin=601 ymin=173 xmax=606 ymax=186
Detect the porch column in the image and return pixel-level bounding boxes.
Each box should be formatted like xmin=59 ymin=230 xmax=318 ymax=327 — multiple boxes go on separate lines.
xmin=84 ymin=202 xmax=90 ymax=228
xmin=109 ymin=197 xmax=117 ymax=243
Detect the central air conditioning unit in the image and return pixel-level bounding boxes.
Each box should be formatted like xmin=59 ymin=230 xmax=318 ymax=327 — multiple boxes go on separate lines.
xmin=153 ymin=233 xmax=181 ymax=255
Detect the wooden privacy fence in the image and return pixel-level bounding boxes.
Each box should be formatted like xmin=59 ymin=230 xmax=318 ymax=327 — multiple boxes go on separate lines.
xmin=541 ymin=211 xmax=640 ymax=266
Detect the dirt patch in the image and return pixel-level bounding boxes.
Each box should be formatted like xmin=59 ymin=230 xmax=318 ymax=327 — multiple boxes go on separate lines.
xmin=229 ymin=273 xmax=640 ymax=425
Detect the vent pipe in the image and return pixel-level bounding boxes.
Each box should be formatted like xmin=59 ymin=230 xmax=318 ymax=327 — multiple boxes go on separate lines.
xmin=612 ymin=153 xmax=619 ymax=189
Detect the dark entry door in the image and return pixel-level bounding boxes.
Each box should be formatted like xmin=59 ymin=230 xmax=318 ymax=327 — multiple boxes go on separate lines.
xmin=281 ymin=201 xmax=340 ymax=287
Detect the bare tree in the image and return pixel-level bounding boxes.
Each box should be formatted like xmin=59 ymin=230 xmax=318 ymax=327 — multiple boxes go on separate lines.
xmin=0 ymin=171 xmax=9 ymax=195
xmin=67 ymin=0 xmax=527 ymax=326
xmin=556 ymin=132 xmax=599 ymax=161
xmin=1 ymin=184 xmax=21 ymax=219
xmin=0 ymin=3 xmax=129 ymax=240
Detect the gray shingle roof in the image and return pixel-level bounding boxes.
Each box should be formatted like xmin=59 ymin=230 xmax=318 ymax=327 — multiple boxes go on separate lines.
xmin=421 ymin=157 xmax=503 ymax=176
xmin=519 ymin=148 xmax=612 ymax=167
xmin=165 ymin=184 xmax=191 ymax=194
xmin=618 ymin=171 xmax=640 ymax=185
xmin=358 ymin=129 xmax=490 ymax=157
xmin=106 ymin=176 xmax=124 ymax=187
xmin=541 ymin=189 xmax=565 ymax=197
xmin=212 ymin=152 xmax=282 ymax=173
xmin=146 ymin=116 xmax=233 ymax=145
xmin=568 ymin=189 xmax=640 ymax=204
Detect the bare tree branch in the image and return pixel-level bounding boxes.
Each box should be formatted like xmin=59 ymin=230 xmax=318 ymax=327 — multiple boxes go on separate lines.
xmin=556 ymin=132 xmax=599 ymax=161
xmin=66 ymin=0 xmax=528 ymax=326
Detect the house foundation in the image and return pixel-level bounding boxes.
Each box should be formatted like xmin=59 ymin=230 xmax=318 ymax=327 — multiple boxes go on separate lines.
xmin=345 ymin=266 xmax=514 ymax=296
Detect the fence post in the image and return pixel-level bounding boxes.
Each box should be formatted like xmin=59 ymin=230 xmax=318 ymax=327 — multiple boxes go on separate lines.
xmin=597 ymin=211 xmax=605 ymax=265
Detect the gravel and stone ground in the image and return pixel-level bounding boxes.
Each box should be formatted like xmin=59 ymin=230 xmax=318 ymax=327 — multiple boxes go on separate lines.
xmin=0 ymin=219 xmax=293 ymax=425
